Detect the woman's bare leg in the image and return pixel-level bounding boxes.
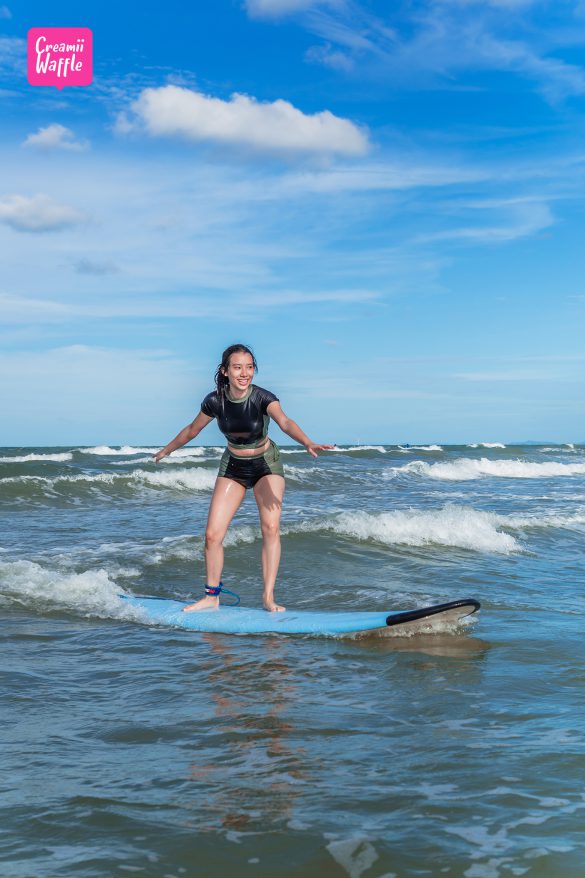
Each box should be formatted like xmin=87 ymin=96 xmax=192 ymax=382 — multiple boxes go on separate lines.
xmin=253 ymin=474 xmax=286 ymax=612
xmin=183 ymin=477 xmax=246 ymax=611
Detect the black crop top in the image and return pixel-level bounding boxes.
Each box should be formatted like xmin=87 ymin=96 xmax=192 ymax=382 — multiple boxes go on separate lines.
xmin=201 ymin=384 xmax=279 ymax=449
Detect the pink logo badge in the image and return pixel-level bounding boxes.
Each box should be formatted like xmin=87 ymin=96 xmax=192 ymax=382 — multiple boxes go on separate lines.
xmin=28 ymin=28 xmax=93 ymax=89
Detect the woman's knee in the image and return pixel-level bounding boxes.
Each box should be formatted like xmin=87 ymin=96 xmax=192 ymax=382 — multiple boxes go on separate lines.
xmin=205 ymin=527 xmax=225 ymax=547
xmin=261 ymin=520 xmax=280 ymax=540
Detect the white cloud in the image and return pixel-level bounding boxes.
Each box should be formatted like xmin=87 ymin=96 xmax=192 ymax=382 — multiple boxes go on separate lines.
xmin=122 ymin=85 xmax=369 ymax=157
xmin=280 ymin=160 xmax=490 ymax=194
xmin=0 ymin=287 xmax=380 ymax=325
xmin=245 ymin=0 xmax=333 ymax=18
xmin=440 ymin=0 xmax=539 ymax=7
xmin=0 ymin=292 xmax=72 ymax=321
xmin=0 ymin=35 xmax=24 ymax=75
xmin=23 ymin=124 xmax=89 ymax=152
xmin=455 ymin=370 xmax=556 ymax=381
xmin=419 ymin=199 xmax=554 ymax=244
xmin=305 ymin=43 xmax=355 ymax=72
xmin=0 ymin=194 xmax=87 ymax=232
xmin=282 ymin=1 xmax=585 ymax=103
xmin=475 ymin=31 xmax=585 ymax=103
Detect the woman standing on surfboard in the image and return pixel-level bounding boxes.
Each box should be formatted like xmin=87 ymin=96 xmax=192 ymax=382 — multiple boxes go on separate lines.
xmin=154 ymin=344 xmax=333 ymax=613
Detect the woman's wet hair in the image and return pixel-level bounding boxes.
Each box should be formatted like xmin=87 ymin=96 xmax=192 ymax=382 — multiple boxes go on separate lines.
xmin=215 ymin=344 xmax=258 ymax=398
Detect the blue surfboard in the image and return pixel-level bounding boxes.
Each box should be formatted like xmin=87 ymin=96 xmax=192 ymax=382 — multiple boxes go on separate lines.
xmin=120 ymin=595 xmax=480 ymax=638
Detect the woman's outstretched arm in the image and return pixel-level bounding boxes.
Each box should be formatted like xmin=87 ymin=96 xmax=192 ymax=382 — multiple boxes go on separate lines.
xmin=153 ymin=411 xmax=213 ymax=463
xmin=267 ymin=401 xmax=335 ymax=459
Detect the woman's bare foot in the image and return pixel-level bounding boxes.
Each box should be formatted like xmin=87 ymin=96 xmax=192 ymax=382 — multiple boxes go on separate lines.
xmin=263 ymin=596 xmax=285 ymax=612
xmin=183 ymin=595 xmax=219 ymax=613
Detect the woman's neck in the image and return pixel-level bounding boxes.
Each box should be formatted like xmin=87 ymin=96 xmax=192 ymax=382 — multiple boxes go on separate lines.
xmin=226 ymin=382 xmax=252 ymax=400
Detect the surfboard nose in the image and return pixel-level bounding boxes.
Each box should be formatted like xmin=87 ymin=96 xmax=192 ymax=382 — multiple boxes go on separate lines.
xmin=385 ymin=598 xmax=481 ymax=627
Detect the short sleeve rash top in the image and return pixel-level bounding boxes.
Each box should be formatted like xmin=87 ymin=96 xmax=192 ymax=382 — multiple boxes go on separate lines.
xmin=201 ymin=384 xmax=279 ymax=449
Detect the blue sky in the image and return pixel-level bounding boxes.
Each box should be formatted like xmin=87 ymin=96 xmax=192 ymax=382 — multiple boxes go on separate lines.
xmin=1 ymin=0 xmax=584 ymax=445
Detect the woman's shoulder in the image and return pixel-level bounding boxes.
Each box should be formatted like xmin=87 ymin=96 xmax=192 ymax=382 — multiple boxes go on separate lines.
xmin=251 ymin=385 xmax=279 ymax=405
xmin=201 ymin=389 xmax=220 ymax=416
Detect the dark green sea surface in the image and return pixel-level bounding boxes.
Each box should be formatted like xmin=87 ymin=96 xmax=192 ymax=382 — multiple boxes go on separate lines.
xmin=1 ymin=443 xmax=584 ymax=877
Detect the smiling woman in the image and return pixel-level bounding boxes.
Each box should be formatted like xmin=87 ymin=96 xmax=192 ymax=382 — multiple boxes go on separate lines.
xmin=154 ymin=343 xmax=334 ymax=611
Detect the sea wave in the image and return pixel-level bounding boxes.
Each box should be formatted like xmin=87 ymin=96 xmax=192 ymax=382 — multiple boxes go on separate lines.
xmin=165 ymin=447 xmax=222 ymax=458
xmin=301 ymin=506 xmax=520 ymax=553
xmin=0 ymin=452 xmax=73 ymax=463
xmin=283 ymin=464 xmax=313 ymax=482
xmin=0 ymin=559 xmax=143 ymax=621
xmin=468 ymin=443 xmax=506 ymax=449
xmin=539 ymin=446 xmax=583 ymax=454
xmin=80 ymin=445 xmax=218 ymax=457
xmin=384 ymin=457 xmax=585 ymax=481
xmin=0 ymin=467 xmax=217 ymax=502
xmin=81 ymin=445 xmax=160 ymax=456
xmin=330 ymin=445 xmax=387 ymax=454
xmin=110 ymin=454 xmax=218 ymax=466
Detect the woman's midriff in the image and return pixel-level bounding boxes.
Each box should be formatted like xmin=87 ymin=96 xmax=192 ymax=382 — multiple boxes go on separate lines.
xmin=227 ymin=437 xmax=270 ymax=458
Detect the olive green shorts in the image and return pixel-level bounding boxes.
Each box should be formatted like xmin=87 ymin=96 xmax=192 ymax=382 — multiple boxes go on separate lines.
xmin=218 ymin=439 xmax=284 ymax=489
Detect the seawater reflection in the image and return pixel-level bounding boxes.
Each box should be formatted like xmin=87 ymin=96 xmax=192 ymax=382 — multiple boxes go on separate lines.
xmin=185 ymin=634 xmax=306 ymax=838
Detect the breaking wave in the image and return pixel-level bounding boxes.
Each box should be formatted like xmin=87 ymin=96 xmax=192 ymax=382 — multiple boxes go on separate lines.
xmin=287 ymin=506 xmax=585 ymax=553
xmin=80 ymin=445 xmax=220 ymax=457
xmin=330 ymin=445 xmax=388 ymax=454
xmin=0 ymin=452 xmax=73 ymax=463
xmin=0 ymin=467 xmax=217 ymax=503
xmin=0 ymin=559 xmax=142 ymax=621
xmin=301 ymin=506 xmax=520 ymax=553
xmin=385 ymin=458 xmax=585 ymax=481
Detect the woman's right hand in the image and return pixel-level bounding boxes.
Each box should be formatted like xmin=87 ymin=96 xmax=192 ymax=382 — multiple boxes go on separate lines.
xmin=153 ymin=449 xmax=168 ymax=464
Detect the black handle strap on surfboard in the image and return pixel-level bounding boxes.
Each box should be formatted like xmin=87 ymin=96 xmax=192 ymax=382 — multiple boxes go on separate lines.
xmin=385 ymin=598 xmax=480 ymax=627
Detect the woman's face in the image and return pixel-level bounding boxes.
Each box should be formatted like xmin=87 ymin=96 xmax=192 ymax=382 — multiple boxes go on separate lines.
xmin=223 ymin=352 xmax=255 ymax=392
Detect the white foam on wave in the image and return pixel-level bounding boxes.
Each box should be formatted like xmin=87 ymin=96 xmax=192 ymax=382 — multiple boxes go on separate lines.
xmin=539 ymin=446 xmax=583 ymax=454
xmin=110 ymin=454 xmax=217 ymax=466
xmin=0 ymin=452 xmax=73 ymax=463
xmin=280 ymin=446 xmax=387 ymax=455
xmin=132 ymin=468 xmax=217 ymax=490
xmin=283 ymin=464 xmax=313 ymax=482
xmin=165 ymin=447 xmax=218 ymax=458
xmin=410 ymin=445 xmax=443 ymax=451
xmin=0 ymin=559 xmax=144 ymax=621
xmin=385 ymin=457 xmax=585 ymax=481
xmin=505 ymin=510 xmax=585 ymax=531
xmin=82 ymin=445 xmax=219 ymax=457
xmin=109 ymin=457 xmax=157 ymax=466
xmin=82 ymin=445 xmax=158 ymax=455
xmin=293 ymin=504 xmax=585 ymax=551
xmin=96 ymin=524 xmax=261 ymax=566
xmin=91 ymin=507 xmax=520 ymax=562
xmin=312 ymin=506 xmax=519 ymax=553
xmin=172 ymin=524 xmax=258 ymax=556
xmin=330 ymin=445 xmax=387 ymax=453
xmin=468 ymin=443 xmax=506 ymax=449
xmin=1 ymin=467 xmax=217 ymax=494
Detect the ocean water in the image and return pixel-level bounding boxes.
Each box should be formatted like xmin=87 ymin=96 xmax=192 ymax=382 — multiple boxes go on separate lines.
xmin=1 ymin=443 xmax=584 ymax=877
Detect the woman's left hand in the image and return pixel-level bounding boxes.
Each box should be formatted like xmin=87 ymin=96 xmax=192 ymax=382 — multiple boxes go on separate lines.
xmin=305 ymin=443 xmax=336 ymax=458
